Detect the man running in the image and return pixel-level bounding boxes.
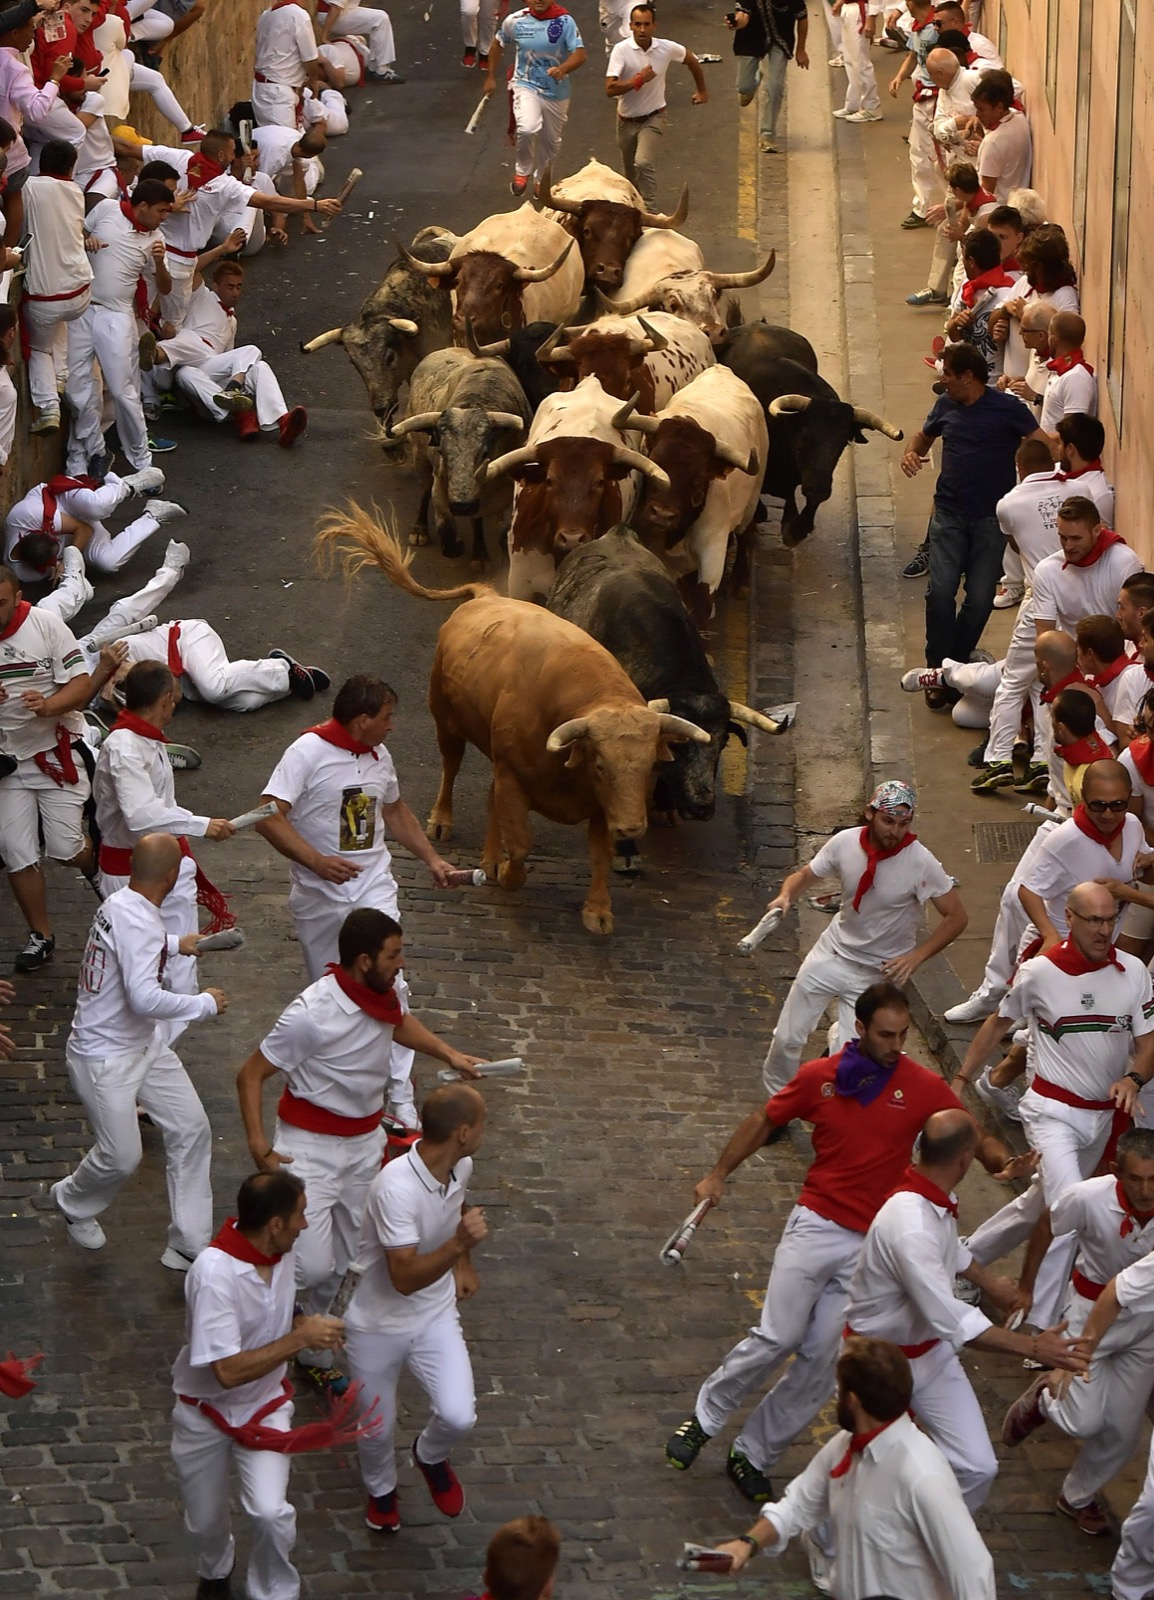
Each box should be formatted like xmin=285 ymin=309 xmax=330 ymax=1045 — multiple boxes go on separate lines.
xmin=605 ymin=4 xmax=706 ymax=210
xmin=484 ymin=0 xmax=585 ymax=198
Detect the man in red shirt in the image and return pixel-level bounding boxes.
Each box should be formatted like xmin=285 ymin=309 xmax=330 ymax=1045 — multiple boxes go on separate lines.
xmin=664 ymin=981 xmax=1025 ymax=1502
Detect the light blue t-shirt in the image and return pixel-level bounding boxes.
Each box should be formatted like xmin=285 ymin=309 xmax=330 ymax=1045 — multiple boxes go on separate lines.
xmin=499 ymin=7 xmax=583 ymax=99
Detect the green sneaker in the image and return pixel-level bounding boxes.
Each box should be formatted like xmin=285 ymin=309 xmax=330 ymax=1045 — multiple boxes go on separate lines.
xmin=665 ymin=1414 xmax=712 ymax=1470
xmin=971 ymin=760 xmax=1015 ymax=793
xmin=726 ymin=1447 xmax=775 ymax=1502
xmin=1012 ymin=763 xmax=1050 ymax=794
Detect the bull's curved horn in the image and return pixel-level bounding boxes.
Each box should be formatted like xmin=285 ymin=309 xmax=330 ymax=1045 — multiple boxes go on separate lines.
xmin=537 ymin=162 xmax=582 ymax=216
xmin=512 ymin=239 xmax=575 ymax=284
xmin=299 ymin=327 xmax=344 ymax=352
xmin=613 ymin=446 xmax=669 ymax=487
xmin=535 ymin=323 xmax=573 ymax=365
xmin=657 ymin=712 xmax=712 ymax=745
xmin=714 ymin=441 xmax=759 ymax=474
xmin=464 ymin=315 xmax=510 ymax=359
xmin=595 ymin=286 xmax=655 ymax=317
xmin=627 ymin=413 xmax=660 ymax=435
xmin=638 ymin=183 xmax=689 ymax=230
xmin=486 ymin=411 xmax=526 ymax=432
xmin=611 ymin=392 xmax=641 ymax=432
xmin=479 ymin=442 xmax=540 ymax=482
xmin=646 ymin=698 xmax=671 ymax=712
xmin=388 ymin=317 xmax=419 ymax=336
xmin=729 ymin=701 xmax=789 ymax=735
xmin=852 ymin=407 xmax=905 ymax=441
xmin=395 ymin=234 xmax=456 ymax=278
xmin=387 ymin=410 xmax=442 ymax=437
xmin=707 ymin=250 xmax=777 ymax=291
xmin=768 ymin=393 xmax=813 ymax=417
xmin=546 ymin=716 xmax=590 ymax=751
xmin=635 ymin=315 xmax=668 ymax=354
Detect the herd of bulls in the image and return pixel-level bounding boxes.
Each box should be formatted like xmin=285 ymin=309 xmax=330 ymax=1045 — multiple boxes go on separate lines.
xmin=305 ymin=161 xmax=904 ymax=933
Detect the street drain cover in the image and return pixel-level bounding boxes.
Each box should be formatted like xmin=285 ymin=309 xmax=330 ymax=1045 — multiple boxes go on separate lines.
xmin=973 ymin=820 xmax=1037 ymax=865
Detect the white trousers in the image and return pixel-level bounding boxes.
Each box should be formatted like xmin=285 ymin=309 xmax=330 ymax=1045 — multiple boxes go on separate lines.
xmin=698 ymin=1207 xmax=862 ymax=1466
xmin=460 ymin=0 xmax=499 ymax=52
xmin=159 ymin=259 xmax=195 ymax=332
xmin=984 ymin=599 xmax=1042 ymax=762
xmin=175 ymin=345 xmax=288 ymax=429
xmin=760 ymin=929 xmax=880 ymax=1095
xmin=77 ymin=550 xmax=183 ymax=644
xmin=129 ymin=59 xmax=193 ymax=134
xmin=57 ymin=1031 xmax=213 ymax=1255
xmin=906 ymin=1340 xmax=997 ymax=1510
xmin=66 ymin=303 xmax=151 ymax=473
xmin=252 ymin=80 xmax=301 ymax=129
xmin=511 ymin=86 xmax=569 ymax=181
xmin=273 ymin=1122 xmax=386 ymax=1323
xmin=817 ymin=0 xmax=842 ymax=51
xmin=130 ymin=7 xmax=174 ymax=41
xmin=329 ymin=7 xmax=394 ymax=70
xmin=170 ymin=618 xmax=291 ymax=710
xmin=839 ymin=4 xmax=879 ymax=114
xmin=170 ymin=1400 xmax=298 ymax=1600
xmin=346 ymin=1313 xmax=476 ymax=1497
xmin=23 ymin=290 xmax=90 ymax=409
xmin=5 ymin=474 xmax=157 ymax=578
xmin=909 ymin=99 xmax=943 ymax=217
xmin=1113 ymin=1432 xmax=1154 ymax=1600
xmin=961 ymin=1171 xmax=1072 ymax=1325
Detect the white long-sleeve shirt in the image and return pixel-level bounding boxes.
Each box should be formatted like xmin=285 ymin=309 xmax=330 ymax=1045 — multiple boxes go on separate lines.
xmin=93 ymin=726 xmax=210 ymax=851
xmin=763 ymin=1413 xmax=995 ymax=1600
xmin=847 ymin=1188 xmax=991 ymax=1351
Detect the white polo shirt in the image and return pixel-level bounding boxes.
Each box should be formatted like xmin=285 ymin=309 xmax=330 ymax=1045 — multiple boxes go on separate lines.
xmin=978 ymin=106 xmax=1032 ymax=202
xmin=254 ymin=1 xmax=318 ymax=85
xmin=995 ymin=471 xmax=1066 ymax=585
xmin=1040 ymin=363 xmax=1099 ymax=433
xmin=1030 ymin=542 xmax=1144 ymax=636
xmin=1120 ymin=742 xmax=1154 ymax=826
xmin=172 ymin=1241 xmax=297 ymax=1426
xmin=847 ymin=1188 xmax=991 ymax=1353
xmin=0 ymin=604 xmax=87 ymax=760
xmin=263 ymin=732 xmax=402 ymax=917
xmin=1018 ymin=813 xmax=1144 ymax=937
xmin=85 ymin=197 xmax=162 ymax=312
xmin=1004 ymin=947 xmax=1154 ymax=1105
xmin=70 ymin=888 xmax=218 ymax=1058
xmin=1052 ymin=1173 xmax=1154 ymax=1304
xmin=345 ymin=1148 xmax=472 ymax=1334
xmin=262 ymin=971 xmax=406 ymax=1119
xmin=93 ymin=727 xmax=210 ymax=852
xmin=1053 ymin=466 xmax=1114 ymax=526
xmin=805 ymin=826 xmax=955 ymax=964
xmin=1116 ymin=1252 xmax=1154 ymax=1319
xmin=606 ymin=37 xmax=686 ymax=117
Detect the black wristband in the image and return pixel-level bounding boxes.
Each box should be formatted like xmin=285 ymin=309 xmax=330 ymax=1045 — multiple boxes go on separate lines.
xmin=738 ymin=1534 xmax=760 ymax=1556
xmin=1126 ymin=1071 xmax=1145 ymax=1089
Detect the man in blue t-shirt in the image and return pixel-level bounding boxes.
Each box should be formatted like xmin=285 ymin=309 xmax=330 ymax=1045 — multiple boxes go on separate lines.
xmin=484 ymin=0 xmax=586 ymax=196
xmin=901 ymin=342 xmax=1048 ymax=698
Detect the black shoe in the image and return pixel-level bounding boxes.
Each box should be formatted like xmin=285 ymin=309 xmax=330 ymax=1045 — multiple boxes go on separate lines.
xmin=902 ymin=544 xmax=929 ymax=579
xmin=0 ymin=751 xmax=15 ymax=781
xmin=665 ymin=1414 xmax=712 ymax=1470
xmin=195 ymin=1573 xmax=233 ymax=1600
xmin=87 ymin=450 xmax=113 ymax=479
xmin=967 ymin=742 xmax=989 ymax=770
xmin=900 ymin=209 xmax=930 ymax=229
xmin=268 ymin=647 xmax=317 ymax=700
xmin=14 ymin=932 xmax=54 ymax=973
xmin=726 ymin=1447 xmax=775 ymax=1503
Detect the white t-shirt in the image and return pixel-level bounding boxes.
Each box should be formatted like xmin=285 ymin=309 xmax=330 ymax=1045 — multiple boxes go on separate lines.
xmin=164 ymin=285 xmax=238 ymax=361
xmin=254 ymin=2 xmax=318 ymax=84
xmin=1117 ymin=673 xmax=1154 ymax=741
xmin=253 ymin=122 xmax=299 ymax=183
xmin=0 ymin=370 xmax=14 ymax=468
xmin=1019 ymin=813 xmax=1144 ymax=937
xmin=1039 ymin=363 xmax=1099 ymax=434
xmin=1054 ymin=466 xmax=1114 ymax=527
xmin=345 ymin=1148 xmax=472 ymax=1334
xmin=606 ymin=37 xmax=686 ymax=118
xmin=262 ymin=731 xmax=402 ymax=915
xmin=977 ymin=107 xmax=1032 ymax=201
xmin=93 ymin=726 xmax=210 ymax=852
xmin=1005 ymin=285 xmax=1080 ymax=382
xmin=262 ymin=971 xmax=404 ymax=1119
xmin=140 ymin=145 xmax=254 ymax=258
xmin=848 ymin=1189 xmax=990 ymax=1351
xmin=1005 ymin=946 xmax=1154 ymax=1103
xmin=1030 ymin=542 xmax=1144 ymax=636
xmin=806 ymin=826 xmax=955 ymax=964
xmin=995 ymin=471 xmax=1066 ymax=585
xmin=86 ymin=197 xmax=162 ymax=311
xmin=70 ymin=887 xmax=218 ymax=1058
xmin=1051 ymin=1173 xmax=1154 ymax=1306
xmin=0 ymin=604 xmax=87 ymax=759
xmin=23 ymin=175 xmax=92 ymax=297
xmin=171 ymin=1242 xmax=298 ymax=1425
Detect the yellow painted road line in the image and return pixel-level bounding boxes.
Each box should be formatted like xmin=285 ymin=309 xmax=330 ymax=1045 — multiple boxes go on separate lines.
xmin=737 ymin=94 xmax=757 ymax=242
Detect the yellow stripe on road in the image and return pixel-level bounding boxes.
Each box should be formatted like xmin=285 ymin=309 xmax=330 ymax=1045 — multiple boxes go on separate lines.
xmin=717 ymin=593 xmax=749 ymax=798
xmin=737 ymin=97 xmax=757 ymax=242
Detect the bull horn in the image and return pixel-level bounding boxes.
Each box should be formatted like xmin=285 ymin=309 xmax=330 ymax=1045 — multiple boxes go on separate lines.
xmin=535 ymin=323 xmax=573 ymax=365
xmin=657 ymin=712 xmax=712 ymax=745
xmin=729 ymin=700 xmax=789 ymax=735
xmin=611 ymin=391 xmax=641 ymax=432
xmin=635 ymin=315 xmax=668 ymax=354
xmin=387 ymin=317 xmax=419 ymax=336
xmin=546 ymin=716 xmax=590 ymax=751
xmin=387 ymin=410 xmax=442 ymax=437
xmin=852 ymin=406 xmax=905 ymax=441
xmin=613 ymin=446 xmax=669 ymax=487
xmin=479 ymin=442 xmax=540 ymax=482
xmin=486 ymin=411 xmax=526 ymax=432
xmin=638 ymin=183 xmax=689 ymax=230
xmin=707 ymin=249 xmax=777 ymax=291
xmin=299 ymin=327 xmax=344 ymax=352
xmin=768 ymin=393 xmax=813 ymax=417
xmin=464 ymin=315 xmax=509 ymax=359
xmin=513 ymin=239 xmax=575 ymax=283
xmin=537 ymin=162 xmax=581 ymax=216
xmin=714 ymin=441 xmax=759 ymax=474
xmin=395 ymin=234 xmax=456 ymax=278
xmin=627 ymin=412 xmax=660 ymax=435
xmin=646 ymin=698 xmax=670 ymax=712
xmin=595 ymin=286 xmax=654 ymax=317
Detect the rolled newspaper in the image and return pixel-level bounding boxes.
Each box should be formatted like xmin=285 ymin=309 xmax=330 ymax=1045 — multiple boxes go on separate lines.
xmin=335 ymin=167 xmax=364 ymax=206
xmin=465 ymin=90 xmax=492 ymax=135
xmin=660 ymin=1198 xmax=712 ymax=1266
xmin=436 ymin=1056 xmax=524 ymax=1082
xmin=444 ymin=868 xmax=488 ymax=887
xmin=327 ymin=1264 xmax=364 ymax=1318
xmin=737 ymin=904 xmax=784 ymax=956
xmin=229 ymin=801 xmax=279 ymax=829
xmin=195 ymin=928 xmax=245 ymax=952
xmin=677 ymin=1545 xmax=734 ymax=1574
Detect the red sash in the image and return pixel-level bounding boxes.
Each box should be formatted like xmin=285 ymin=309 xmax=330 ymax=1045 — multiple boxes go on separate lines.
xmin=843 ymin=1323 xmax=939 ymax=1360
xmin=167 ymin=622 xmax=184 ymax=677
xmin=1030 ymin=1075 xmax=1115 ymax=1114
xmin=851 ymin=827 xmax=917 ymax=913
xmin=1071 ymin=1269 xmax=1104 ymax=1301
xmin=277 ymin=1085 xmax=383 ymax=1138
xmin=33 ymin=725 xmax=79 ymax=788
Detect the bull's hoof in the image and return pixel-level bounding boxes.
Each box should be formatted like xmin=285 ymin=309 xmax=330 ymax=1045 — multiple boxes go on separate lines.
xmin=497 ymin=860 xmax=527 ymax=890
xmin=781 ymin=525 xmax=808 ymax=549
xmin=581 ymin=905 xmax=614 ymax=936
xmin=408 ymin=529 xmax=430 ymax=548
xmin=427 ymin=816 xmax=453 ymax=842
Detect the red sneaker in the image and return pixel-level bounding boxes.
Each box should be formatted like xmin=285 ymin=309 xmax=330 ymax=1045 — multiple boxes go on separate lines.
xmin=412 ymin=1437 xmax=464 ymax=1516
xmin=234 ymin=409 xmax=260 ymax=441
xmin=462 ymin=46 xmax=476 ymax=66
xmin=180 ymin=124 xmax=208 ymax=144
xmin=1001 ymin=1374 xmax=1048 ymax=1447
xmin=364 ymin=1491 xmax=400 ymax=1533
xmin=509 ymin=174 xmax=529 ymax=198
xmin=277 ymin=406 xmax=308 ymax=448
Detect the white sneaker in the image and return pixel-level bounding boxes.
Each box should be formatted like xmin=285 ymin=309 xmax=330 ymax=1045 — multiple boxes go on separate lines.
xmin=974 ymin=1065 xmax=1024 ymax=1123
xmin=50 ymin=1181 xmax=106 ymax=1250
xmin=801 ymin=1531 xmax=834 ymax=1596
xmin=944 ymin=992 xmax=995 ymax=1025
xmin=122 ymin=465 xmax=166 ymax=497
xmin=86 ymin=612 xmax=159 ymax=648
xmin=164 ymin=539 xmax=191 ymax=572
xmin=160 ymin=1246 xmax=195 ymax=1271
xmin=145 ymin=498 xmax=187 ymax=526
xmin=59 ymin=545 xmax=95 ymax=608
xmin=993 ymin=582 xmax=1025 ymax=609
xmin=833 ymin=106 xmax=852 ymax=118
xmin=828 ymin=52 xmax=844 ymax=66
xmin=845 ymin=108 xmax=883 ymax=122
xmin=900 ymin=666 xmax=945 ymax=692
xmin=386 ymin=1097 xmax=420 ymax=1131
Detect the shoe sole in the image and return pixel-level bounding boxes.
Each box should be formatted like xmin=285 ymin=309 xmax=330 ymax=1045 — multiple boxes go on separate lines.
xmin=365 ymin=1516 xmax=401 ymax=1532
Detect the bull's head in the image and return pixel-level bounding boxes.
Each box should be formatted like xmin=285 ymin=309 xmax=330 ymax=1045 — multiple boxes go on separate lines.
xmin=629 ymin=414 xmax=759 ymax=549
xmin=396 ymin=235 xmax=574 ymax=347
xmin=545 ymin=702 xmax=710 ymax=839
xmin=535 ymin=317 xmax=667 ymax=405
xmin=389 ymin=406 xmax=526 ymax=515
xmin=767 ymin=394 xmax=903 ymax=542
xmin=299 ymin=316 xmax=423 ymax=442
xmin=600 ymin=251 xmax=776 ymax=340
xmin=539 ymin=163 xmax=689 ymax=289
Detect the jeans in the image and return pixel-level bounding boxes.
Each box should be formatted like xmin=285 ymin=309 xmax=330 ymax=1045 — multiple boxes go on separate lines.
xmin=736 ymin=47 xmax=788 ymax=140
xmin=923 ymin=504 xmax=1004 ymax=667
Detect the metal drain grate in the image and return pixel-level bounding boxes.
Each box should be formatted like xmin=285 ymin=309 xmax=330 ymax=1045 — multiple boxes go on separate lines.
xmin=973 ymin=820 xmax=1038 ymax=865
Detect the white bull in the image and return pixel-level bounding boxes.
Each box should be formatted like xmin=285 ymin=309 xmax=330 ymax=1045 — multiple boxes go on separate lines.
xmin=602 ymin=234 xmax=777 ymax=341
xmin=536 ymin=311 xmax=715 ymax=413
xmin=539 ymin=158 xmax=689 ymax=290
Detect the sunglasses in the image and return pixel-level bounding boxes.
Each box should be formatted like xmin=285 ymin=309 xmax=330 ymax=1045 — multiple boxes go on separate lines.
xmin=1085 ymin=798 xmax=1130 ymax=814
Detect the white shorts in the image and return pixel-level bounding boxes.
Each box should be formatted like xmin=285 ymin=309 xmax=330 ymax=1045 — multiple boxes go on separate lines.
xmin=0 ymin=754 xmax=90 ymax=871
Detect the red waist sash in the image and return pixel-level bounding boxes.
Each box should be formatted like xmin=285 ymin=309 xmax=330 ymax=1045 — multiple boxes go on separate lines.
xmin=845 ymin=1323 xmax=940 ymax=1359
xmin=1031 ymin=1075 xmax=1115 ymax=1114
xmin=277 ymin=1085 xmax=383 ymax=1138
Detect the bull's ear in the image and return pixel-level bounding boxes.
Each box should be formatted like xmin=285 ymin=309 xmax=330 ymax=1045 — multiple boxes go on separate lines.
xmin=726 ymin=721 xmax=749 ymax=747
xmin=655 ymin=740 xmax=676 ymax=763
xmin=851 ymin=429 xmax=868 ymax=444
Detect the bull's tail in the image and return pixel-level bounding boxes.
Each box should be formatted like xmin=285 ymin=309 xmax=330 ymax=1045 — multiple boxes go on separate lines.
xmin=314 ymin=501 xmax=494 ymax=603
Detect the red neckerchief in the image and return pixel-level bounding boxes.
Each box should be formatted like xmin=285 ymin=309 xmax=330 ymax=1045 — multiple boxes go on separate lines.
xmin=111 ymin=710 xmax=166 ymax=742
xmin=1040 ymin=667 xmax=1084 ymax=706
xmin=830 ymin=1415 xmax=902 ymax=1479
xmin=1087 ymin=655 xmax=1130 ymax=691
xmin=1063 ymin=528 xmax=1125 ymax=570
xmin=852 ymin=826 xmax=917 ymax=913
xmin=0 ymin=1353 xmax=43 ymax=1399
xmin=1048 ymin=349 xmax=1095 ymax=377
xmin=209 ymin=1217 xmax=283 ymax=1267
xmin=325 ymin=961 xmax=404 ymax=1026
xmin=960 ymin=265 xmax=1016 ymax=307
xmin=1117 ymin=1181 xmax=1154 ymax=1238
xmin=909 ymin=11 xmax=934 ymax=29
xmin=1056 ymin=459 xmax=1104 ymax=481
xmin=521 ymin=2 xmax=568 ymax=13
xmin=119 ymin=199 xmax=151 ymax=232
xmin=215 ymin=294 xmax=236 ymax=318
xmin=1071 ymin=802 xmax=1126 ymax=851
xmin=307 ymin=717 xmax=379 ymax=759
xmin=967 ymin=186 xmax=997 ymax=211
xmin=185 ymin=152 xmax=224 ymax=191
xmin=891 ymin=1164 xmax=958 ymax=1217
xmin=1044 ymin=933 xmax=1123 ymax=976
xmin=1128 ymin=735 xmax=1154 ymax=787
xmin=1002 ymin=252 xmax=1021 ymax=271
xmin=1056 ymin=730 xmax=1113 ymax=767
xmin=0 ymin=599 xmax=31 ymax=640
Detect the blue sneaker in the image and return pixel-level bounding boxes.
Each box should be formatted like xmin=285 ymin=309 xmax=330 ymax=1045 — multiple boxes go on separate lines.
xmin=147 ymin=434 xmax=178 ymax=454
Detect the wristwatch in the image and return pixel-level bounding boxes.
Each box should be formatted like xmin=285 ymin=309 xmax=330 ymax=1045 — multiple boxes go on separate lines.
xmin=1126 ymin=1071 xmax=1145 ymax=1089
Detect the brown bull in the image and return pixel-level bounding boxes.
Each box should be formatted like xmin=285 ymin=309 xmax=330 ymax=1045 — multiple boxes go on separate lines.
xmin=314 ymin=504 xmax=710 ymax=934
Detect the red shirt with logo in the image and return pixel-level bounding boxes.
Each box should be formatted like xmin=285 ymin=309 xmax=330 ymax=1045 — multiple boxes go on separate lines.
xmin=766 ymin=1051 xmax=963 ymax=1235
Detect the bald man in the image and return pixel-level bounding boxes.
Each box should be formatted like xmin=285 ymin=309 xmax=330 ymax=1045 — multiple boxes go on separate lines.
xmin=1041 ymin=311 xmax=1098 ymax=438
xmin=50 ymin=834 xmax=228 ymax=1267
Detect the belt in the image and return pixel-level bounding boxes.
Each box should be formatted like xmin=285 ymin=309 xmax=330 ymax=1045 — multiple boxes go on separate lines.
xmin=618 ymin=107 xmax=664 ymax=121
xmin=23 ymin=283 xmax=89 ymax=303
xmin=277 ymin=1085 xmax=383 ymax=1138
xmin=845 ymin=1323 xmax=940 ymax=1360
xmin=1030 ymin=1075 xmax=1116 ymax=1114
xmin=1072 ymin=1269 xmax=1105 ymax=1302
xmin=253 ymin=71 xmax=301 ymax=86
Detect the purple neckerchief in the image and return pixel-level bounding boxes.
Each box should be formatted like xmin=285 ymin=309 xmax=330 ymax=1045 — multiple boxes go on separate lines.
xmin=833 ymin=1039 xmax=897 ymax=1107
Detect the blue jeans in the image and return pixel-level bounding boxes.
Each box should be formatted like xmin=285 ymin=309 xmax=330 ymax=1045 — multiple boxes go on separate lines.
xmin=923 ymin=505 xmax=1004 ymax=667
xmin=736 ymin=47 xmax=788 ymax=140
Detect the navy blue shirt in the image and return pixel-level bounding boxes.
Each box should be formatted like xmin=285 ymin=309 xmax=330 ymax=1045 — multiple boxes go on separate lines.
xmin=922 ymin=388 xmax=1038 ymax=519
